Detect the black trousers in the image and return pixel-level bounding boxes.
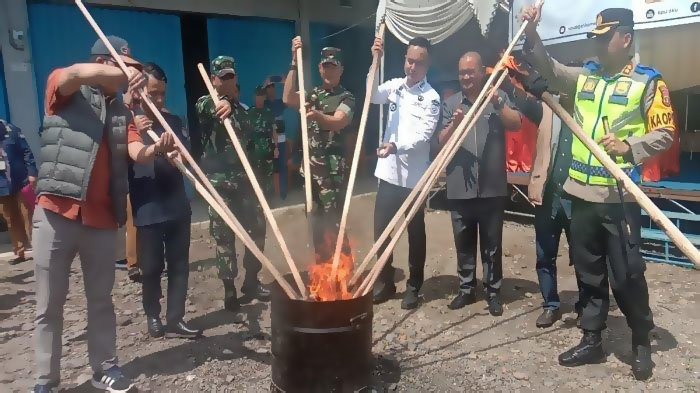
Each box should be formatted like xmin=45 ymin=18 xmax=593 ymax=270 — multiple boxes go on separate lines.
xmin=450 ymin=197 xmax=505 ymax=295
xmin=570 ymin=198 xmax=654 ymax=335
xmin=374 ymin=180 xmax=427 ymax=291
xmin=138 ymin=217 xmax=191 ymax=324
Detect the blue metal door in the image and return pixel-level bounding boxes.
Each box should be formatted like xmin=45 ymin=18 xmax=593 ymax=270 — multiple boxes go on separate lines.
xmin=27 ymin=1 xmax=187 ymax=120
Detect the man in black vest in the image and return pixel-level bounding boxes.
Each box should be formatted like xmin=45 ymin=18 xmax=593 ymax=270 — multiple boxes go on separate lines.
xmin=31 ymin=37 xmax=173 ymax=393
xmin=127 ymin=62 xmax=202 ymax=340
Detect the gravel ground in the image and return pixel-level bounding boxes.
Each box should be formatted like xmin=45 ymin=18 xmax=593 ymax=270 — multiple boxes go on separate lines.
xmin=1 ymin=194 xmax=699 ymax=392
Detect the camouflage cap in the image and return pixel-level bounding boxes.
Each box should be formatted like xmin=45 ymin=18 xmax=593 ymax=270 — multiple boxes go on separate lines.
xmin=320 ymin=47 xmax=343 ymax=66
xmin=211 ymin=56 xmax=236 ymax=77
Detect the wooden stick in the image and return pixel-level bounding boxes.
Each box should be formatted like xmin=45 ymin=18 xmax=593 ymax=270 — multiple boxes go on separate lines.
xmin=330 ymin=22 xmax=386 ymax=280
xmin=73 ymin=0 xmax=304 ymax=297
xmin=355 ymin=72 xmax=509 ymax=297
xmin=296 ymin=47 xmax=313 ymax=214
xmin=145 ymin=131 xmax=299 ymax=299
xmin=348 ymin=4 xmax=541 ymax=288
xmin=196 ymin=64 xmax=307 ymax=297
xmin=541 ymin=93 xmax=700 ymax=269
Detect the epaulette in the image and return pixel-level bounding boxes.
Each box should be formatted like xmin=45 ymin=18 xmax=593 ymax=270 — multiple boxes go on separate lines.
xmin=634 ymin=64 xmax=661 ymax=80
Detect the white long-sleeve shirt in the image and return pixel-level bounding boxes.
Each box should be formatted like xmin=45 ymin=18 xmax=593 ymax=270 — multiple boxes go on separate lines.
xmin=370 ymin=72 xmax=440 ymax=189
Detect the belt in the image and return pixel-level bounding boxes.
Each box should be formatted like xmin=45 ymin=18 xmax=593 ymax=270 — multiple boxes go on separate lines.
xmin=571 ymin=160 xmax=634 ymax=179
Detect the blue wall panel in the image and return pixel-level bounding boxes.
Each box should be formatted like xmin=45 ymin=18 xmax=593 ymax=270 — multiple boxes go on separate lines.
xmin=0 ymin=54 xmax=8 ymax=121
xmin=207 ymin=16 xmax=297 ymax=139
xmin=27 ymin=2 xmax=187 ymax=120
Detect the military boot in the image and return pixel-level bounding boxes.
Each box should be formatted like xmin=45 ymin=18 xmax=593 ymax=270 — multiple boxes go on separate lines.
xmin=632 ymin=332 xmax=653 ymax=380
xmin=558 ymin=330 xmax=606 ymax=366
xmin=223 ymin=280 xmax=240 ymax=312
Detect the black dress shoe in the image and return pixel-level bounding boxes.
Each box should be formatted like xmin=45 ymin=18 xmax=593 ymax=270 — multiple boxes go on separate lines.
xmin=632 ymin=335 xmax=653 ymax=380
xmin=401 ymin=289 xmax=419 ymax=310
xmin=536 ymin=309 xmax=561 ymax=328
xmin=487 ymin=294 xmax=503 ymax=316
xmin=165 ymin=320 xmax=203 ymax=339
xmin=372 ymin=282 xmax=396 ymax=304
xmin=223 ymin=280 xmax=240 ymax=311
xmin=147 ymin=316 xmax=164 ymax=338
xmin=558 ymin=330 xmax=606 ymax=367
xmin=448 ymin=293 xmax=476 ymax=310
xmin=242 ymin=283 xmax=271 ymax=301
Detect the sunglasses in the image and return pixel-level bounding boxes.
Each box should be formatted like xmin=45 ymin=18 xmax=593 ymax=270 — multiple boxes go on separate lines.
xmin=220 ymin=73 xmax=236 ymax=81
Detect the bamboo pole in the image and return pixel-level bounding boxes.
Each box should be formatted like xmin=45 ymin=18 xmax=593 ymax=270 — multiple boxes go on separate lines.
xmin=145 ymin=131 xmax=299 ymax=299
xmin=196 ymin=64 xmax=307 ymax=297
xmin=355 ymin=72 xmax=509 ymax=297
xmin=296 ymin=46 xmax=314 ymax=214
xmin=330 ymin=22 xmax=386 ymax=280
xmin=541 ymin=93 xmax=700 ymax=269
xmin=71 ymin=0 xmax=306 ymax=297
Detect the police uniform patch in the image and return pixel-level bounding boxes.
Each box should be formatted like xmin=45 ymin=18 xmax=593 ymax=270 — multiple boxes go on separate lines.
xmin=582 ymin=77 xmax=599 ymax=93
xmin=622 ymin=63 xmax=633 ymax=76
xmin=614 ymin=81 xmax=632 ymax=97
xmin=390 ymin=103 xmax=397 ymax=112
xmin=660 ymin=85 xmax=671 ymax=107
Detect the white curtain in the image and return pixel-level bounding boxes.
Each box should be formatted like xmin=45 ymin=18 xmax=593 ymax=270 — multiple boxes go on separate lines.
xmin=376 ymin=0 xmax=475 ymax=45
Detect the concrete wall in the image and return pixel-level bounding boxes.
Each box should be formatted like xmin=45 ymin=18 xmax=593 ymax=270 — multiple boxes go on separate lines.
xmin=0 ymin=0 xmax=42 ymax=158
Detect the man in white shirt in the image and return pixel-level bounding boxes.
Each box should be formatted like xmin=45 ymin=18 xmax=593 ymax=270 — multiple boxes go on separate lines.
xmin=369 ymin=36 xmax=441 ymax=310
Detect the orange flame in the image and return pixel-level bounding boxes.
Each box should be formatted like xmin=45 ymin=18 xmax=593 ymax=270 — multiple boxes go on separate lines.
xmin=308 ymin=234 xmax=355 ymax=301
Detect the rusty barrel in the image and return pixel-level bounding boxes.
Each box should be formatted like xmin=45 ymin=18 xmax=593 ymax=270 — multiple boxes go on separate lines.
xmin=271 ymin=273 xmax=373 ymax=392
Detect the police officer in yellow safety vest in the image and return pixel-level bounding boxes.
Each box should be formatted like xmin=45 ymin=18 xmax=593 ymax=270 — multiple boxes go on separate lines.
xmin=521 ymin=6 xmax=675 ymax=381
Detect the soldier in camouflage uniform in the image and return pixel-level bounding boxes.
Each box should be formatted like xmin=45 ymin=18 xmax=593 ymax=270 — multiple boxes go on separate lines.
xmin=283 ymin=39 xmax=356 ymax=261
xmin=196 ymin=56 xmax=269 ymax=312
xmin=247 ymin=86 xmax=278 ymax=196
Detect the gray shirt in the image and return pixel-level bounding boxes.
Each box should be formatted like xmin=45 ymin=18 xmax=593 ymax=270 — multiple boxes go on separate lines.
xmin=433 ymin=91 xmax=514 ymax=200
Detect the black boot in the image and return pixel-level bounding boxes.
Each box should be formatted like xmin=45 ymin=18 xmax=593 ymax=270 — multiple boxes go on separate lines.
xmin=632 ymin=333 xmax=653 ymax=380
xmin=401 ymin=288 xmax=419 ymax=310
xmin=147 ymin=316 xmax=164 ymax=338
xmin=372 ymin=281 xmax=396 ymax=304
xmin=242 ymin=281 xmax=271 ymax=302
xmin=487 ymin=294 xmax=503 ymax=316
xmin=558 ymin=330 xmax=606 ymax=367
xmin=448 ymin=293 xmax=476 ymax=310
xmin=223 ymin=280 xmax=240 ymax=311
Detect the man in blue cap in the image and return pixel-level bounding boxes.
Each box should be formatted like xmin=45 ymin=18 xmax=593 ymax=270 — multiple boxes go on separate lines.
xmin=31 ymin=36 xmax=174 ymax=393
xmin=522 ymin=5 xmax=675 ymax=380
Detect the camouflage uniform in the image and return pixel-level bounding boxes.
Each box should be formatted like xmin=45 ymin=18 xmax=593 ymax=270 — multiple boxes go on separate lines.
xmin=247 ymin=104 xmax=276 ymax=195
xmin=196 ymin=56 xmax=265 ymax=288
xmin=303 ymin=48 xmax=356 ymax=261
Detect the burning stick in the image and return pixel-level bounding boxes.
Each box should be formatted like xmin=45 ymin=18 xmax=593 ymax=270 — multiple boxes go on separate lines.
xmin=197 ymin=64 xmax=307 ymax=298
xmin=296 ymin=46 xmax=313 ymax=214
xmin=540 ymin=93 xmax=700 ymax=268
xmin=355 ymin=72 xmax=510 ymax=297
xmin=71 ymin=0 xmax=305 ymax=297
xmin=145 ymin=131 xmax=300 ymax=299
xmin=330 ymin=21 xmax=387 ymax=281
xmin=348 ymin=1 xmax=543 ymax=289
